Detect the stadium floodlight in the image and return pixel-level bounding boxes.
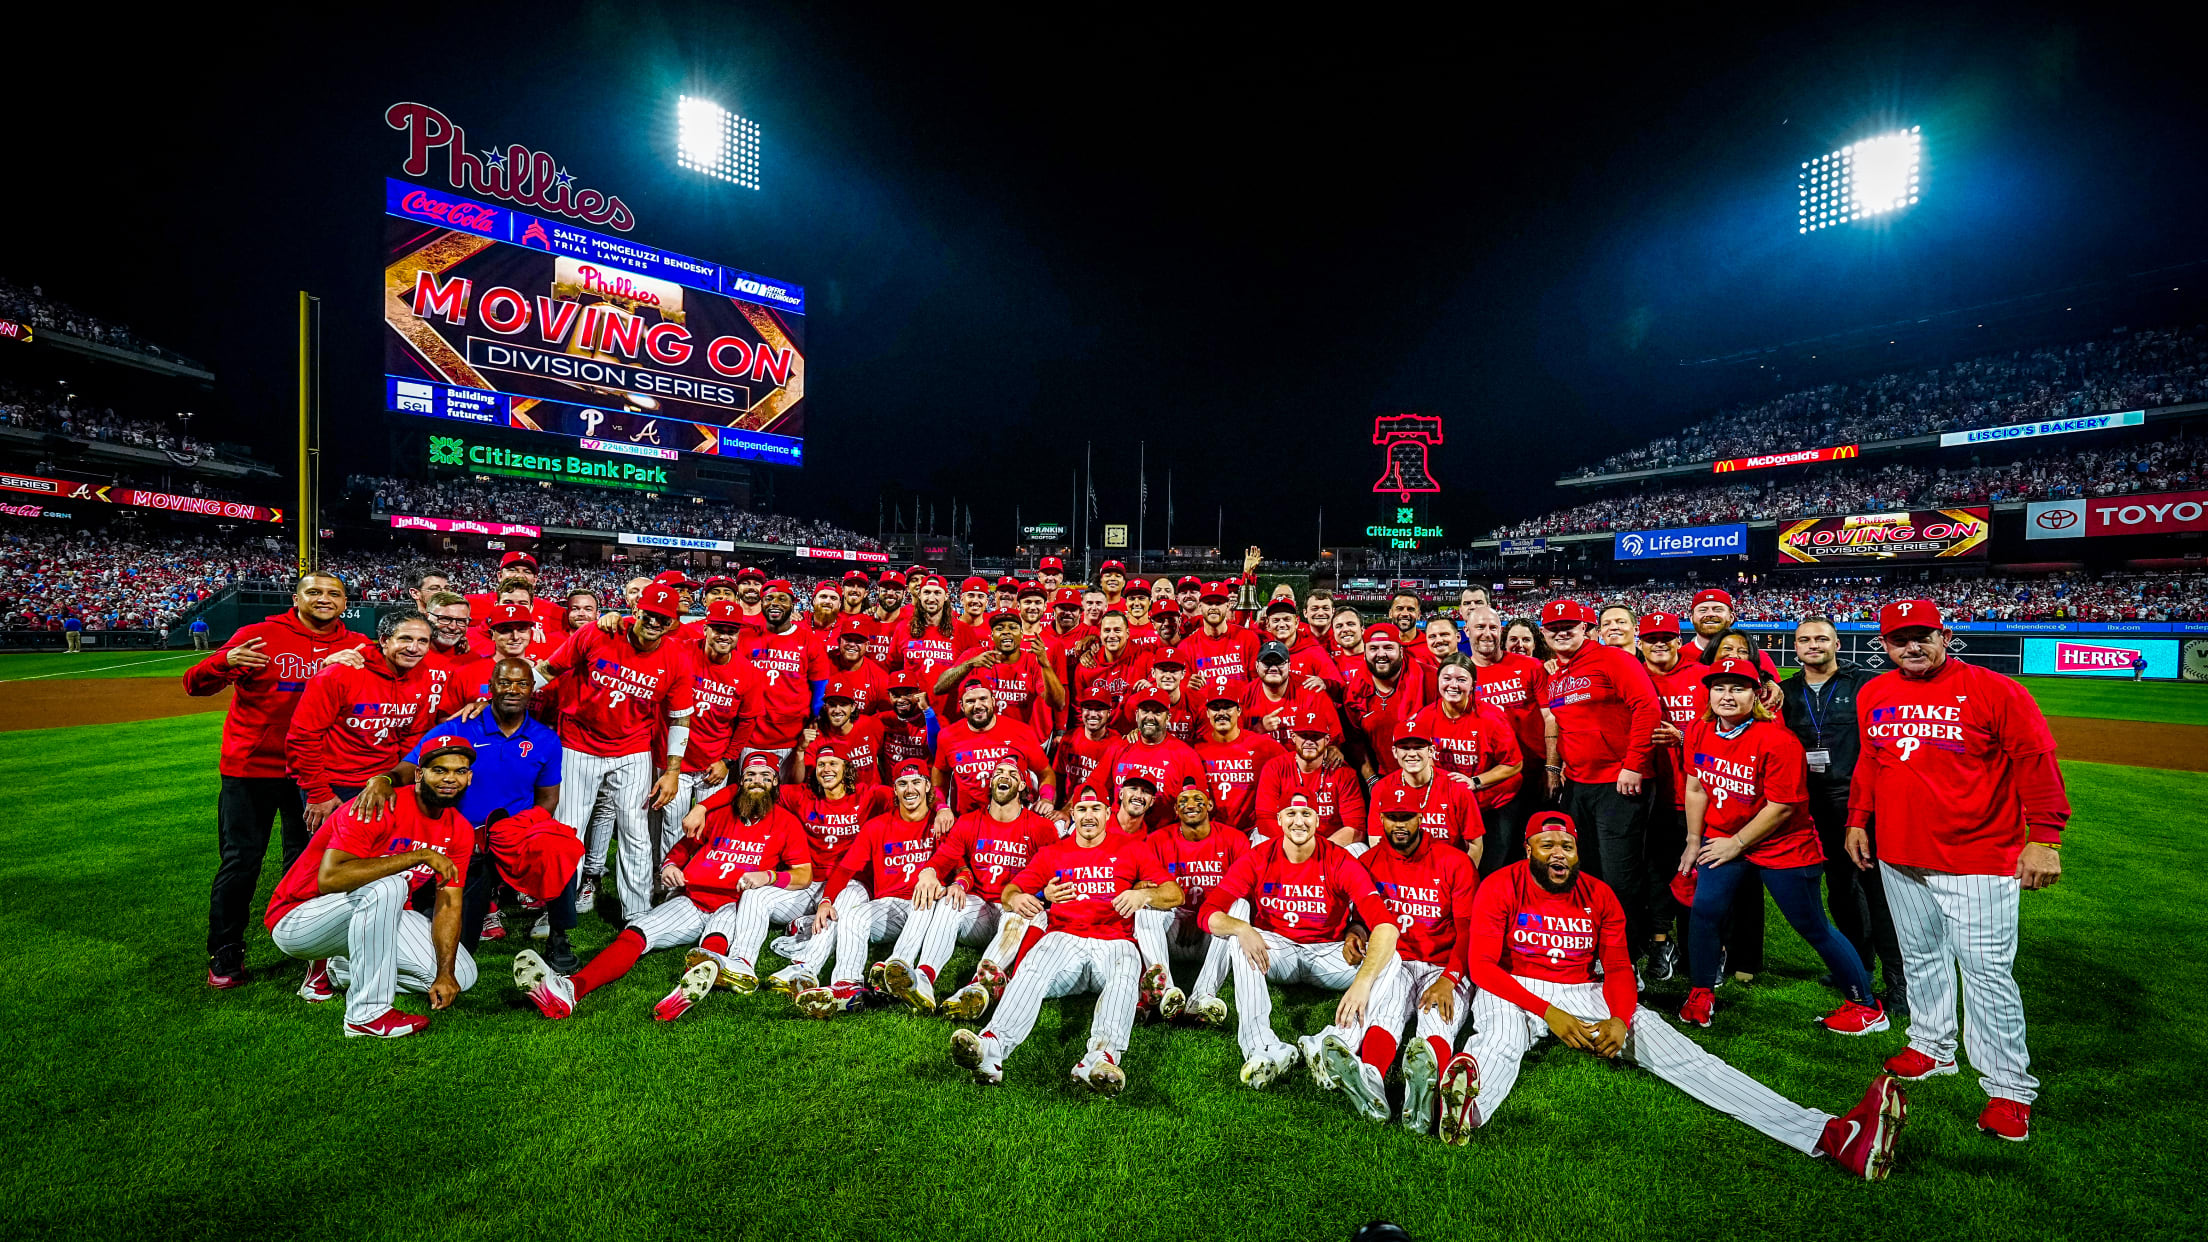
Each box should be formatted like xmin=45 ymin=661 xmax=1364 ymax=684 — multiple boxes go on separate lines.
xmin=676 ymin=94 xmax=760 ymax=190
xmin=1798 ymin=126 xmax=1919 ymax=233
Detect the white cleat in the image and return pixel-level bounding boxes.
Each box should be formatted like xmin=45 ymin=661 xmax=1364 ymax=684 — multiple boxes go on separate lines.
xmin=1073 ymin=1054 xmax=1126 ymax=1098
xmin=1437 ymin=1052 xmax=1483 ymax=1146
xmin=575 ymin=879 xmax=598 ymax=914
xmin=1187 ymin=995 xmax=1229 ymax=1027
xmin=1299 ymin=1033 xmax=1338 ymax=1090
xmin=1401 ymin=1037 xmax=1441 ymax=1136
xmin=1239 ymin=1043 xmax=1299 ymax=1090
xmin=1321 ymin=1031 xmax=1390 ymax=1123
xmin=512 ymin=949 xmax=575 ymax=1020
xmin=654 ymin=960 xmax=718 ymax=1022
xmin=951 ymin=1029 xmax=1004 ymax=1085
xmin=1157 ymin=987 xmax=1186 ymax=1022
xmin=882 ymin=959 xmax=936 ymax=1013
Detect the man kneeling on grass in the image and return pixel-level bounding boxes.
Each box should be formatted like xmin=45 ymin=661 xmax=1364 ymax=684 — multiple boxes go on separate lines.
xmin=1437 ymin=810 xmax=1909 ymax=1179
xmin=265 ymin=735 xmax=478 ymax=1038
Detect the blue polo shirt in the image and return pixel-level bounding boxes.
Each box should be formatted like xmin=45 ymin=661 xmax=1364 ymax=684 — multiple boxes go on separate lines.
xmin=405 ymin=709 xmax=563 ymax=828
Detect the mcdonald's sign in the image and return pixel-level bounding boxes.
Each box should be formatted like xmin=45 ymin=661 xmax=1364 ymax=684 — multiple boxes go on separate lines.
xmin=1712 ymin=443 xmax=1859 ymax=473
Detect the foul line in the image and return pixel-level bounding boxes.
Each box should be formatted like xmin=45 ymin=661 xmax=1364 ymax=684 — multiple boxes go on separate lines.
xmin=0 ymin=651 xmax=202 ymax=682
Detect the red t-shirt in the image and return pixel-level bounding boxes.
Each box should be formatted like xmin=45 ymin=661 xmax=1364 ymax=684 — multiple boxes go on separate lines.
xmin=768 ymin=784 xmax=896 ymax=871
xmin=1405 ymin=700 xmax=1523 ymax=808
xmin=924 ymin=808 xmax=1061 ymax=901
xmin=935 ymin=717 xmax=1053 ymax=813
xmin=1463 ymin=863 xmax=1637 ymax=1020
xmin=888 ymin=624 xmax=966 ymax=703
xmin=664 ymin=804 xmax=809 ymax=912
xmin=1146 ymin=824 xmax=1250 ymax=911
xmin=681 ymin=652 xmax=766 ymax=774
xmin=1099 ymin=733 xmax=1211 ymax=830
xmin=285 ymin=656 xmax=460 ymax=802
xmin=805 ymin=715 xmax=888 ymax=786
xmin=263 ymin=796 xmax=474 ymax=930
xmin=1342 ymin=664 xmax=1436 ymax=777
xmin=1532 ymin=641 xmax=1660 ymax=783
xmin=823 ymin=811 xmax=942 ymax=901
xmin=1687 ymin=717 xmax=1818 ymax=868
xmin=1173 ymin=625 xmax=1261 ymax=688
xmin=1057 ymin=728 xmax=1117 ymax=800
xmin=1008 ymin=833 xmax=1171 ymax=941
xmin=1200 ymin=838 xmax=1393 ymax=945
xmin=1239 ymin=681 xmax=1343 ymax=749
xmin=1645 ymin=658 xmax=1709 ymax=808
xmin=543 ymin=624 xmax=698 ymax=758
xmin=1072 ymin=648 xmax=1154 ymax=716
xmin=740 ymin=625 xmax=835 ymax=749
xmin=1253 ymin=755 xmax=1367 ymax=838
xmin=969 ymin=651 xmax=1053 ymax=731
xmin=878 ymin=709 xmax=936 ymax=773
xmin=1472 ymin=653 xmax=1546 ymax=785
xmin=822 ymin=656 xmax=892 ymax=716
xmin=1848 ymin=657 xmax=2069 ymax=875
xmin=1362 ymin=833 xmax=1480 ymax=970
xmin=1365 ymin=771 xmax=1482 ymax=849
xmin=1190 ymin=730 xmax=1287 ymax=831
xmin=1108 ymin=684 xmax=1201 ymax=745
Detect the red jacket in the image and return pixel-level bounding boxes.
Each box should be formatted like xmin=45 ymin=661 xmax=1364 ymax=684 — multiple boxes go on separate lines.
xmin=184 ymin=610 xmax=369 ymax=779
xmin=1533 ymin=641 xmax=1660 ymax=784
xmin=286 ymin=650 xmax=459 ymax=803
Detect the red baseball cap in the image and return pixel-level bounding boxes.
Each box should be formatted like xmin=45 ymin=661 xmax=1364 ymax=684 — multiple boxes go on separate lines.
xmin=842 ymin=569 xmax=871 ymax=586
xmin=1391 ymin=730 xmax=1432 ymax=748
xmin=813 ymin=581 xmax=843 ymax=600
xmin=1362 ymin=622 xmax=1401 ymax=646
xmin=636 ymin=583 xmax=683 ymax=619
xmin=1526 ymin=810 xmax=1578 ymax=840
xmin=1199 ymin=677 xmax=1244 ymax=707
xmin=920 ymin=574 xmax=948 ymax=592
xmin=905 ymin=564 xmax=929 ymax=580
xmin=1131 ymin=687 xmax=1170 ymax=710
xmin=1070 ymin=783 xmax=1109 ymax=807
xmin=1016 ymin=581 xmax=1047 ymax=600
xmin=892 ymin=759 xmax=930 ymax=782
xmin=985 ymin=608 xmax=1021 ymax=628
xmin=887 ymin=671 xmax=924 ymax=691
xmin=1076 ymin=690 xmax=1112 ymax=709
xmin=1199 ymin=581 xmax=1231 ymax=602
xmin=1151 ymin=597 xmax=1180 ymax=615
xmin=823 ymin=678 xmax=860 ymax=702
xmin=1051 ymin=587 xmax=1082 ymax=608
xmin=487 ymin=602 xmax=533 ymax=630
xmin=1690 ymin=588 xmax=1736 ymax=611
xmin=705 ymin=600 xmax=745 ymax=628
xmin=960 ymin=576 xmax=989 ymax=594
xmin=1039 ymin=556 xmax=1064 ymax=571
xmin=500 ymin=550 xmax=537 ymax=569
xmin=1124 ymin=578 xmax=1152 ymax=596
xmin=654 ymin=569 xmax=700 ymax=588
xmin=958 ymin=677 xmax=997 ymax=700
xmin=741 ymin=752 xmax=780 ymax=773
xmin=1703 ymin=656 xmax=1760 ymax=686
xmin=1541 ymin=599 xmax=1597 ymax=628
xmin=1282 ymin=792 xmax=1314 ymax=810
xmin=1880 ymin=599 xmax=1943 ymax=635
xmin=878 ymin=570 xmax=907 ymax=587
xmin=837 ymin=621 xmax=870 ymax=640
xmin=761 ymin=578 xmax=795 ymax=598
xmin=1099 ymin=560 xmax=1127 ymax=575
xmin=1149 ymin=653 xmax=1186 ymax=670
xmin=734 ymin=566 xmax=767 ymax=583
xmin=417 ymin=733 xmax=476 ymax=764
xmin=1175 ymin=575 xmax=1203 ymax=592
xmin=1638 ymin=612 xmax=1683 ymax=638
xmin=700 ymin=574 xmax=739 ymax=591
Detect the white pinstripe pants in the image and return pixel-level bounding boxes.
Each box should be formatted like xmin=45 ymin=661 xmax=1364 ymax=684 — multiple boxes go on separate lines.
xmin=787 ymin=882 xmax=911 ymax=985
xmin=271 ymin=874 xmax=479 ymax=1026
xmin=723 ymin=882 xmax=821 ymax=972
xmin=1881 ymin=862 xmax=2038 ymax=1104
xmin=1460 ymin=976 xmax=1830 ymax=1153
xmin=624 ymin=895 xmax=746 ymax=954
xmin=980 ymin=932 xmax=1142 ymax=1062
xmin=1230 ymin=932 xmax=1404 ymax=1062
xmin=1366 ymin=958 xmax=1471 ymax=1054
xmin=1133 ymin=899 xmax=1246 ymax=1003
xmin=890 ymin=896 xmax=1029 ymax=977
xmin=557 ymin=750 xmax=655 ymax=916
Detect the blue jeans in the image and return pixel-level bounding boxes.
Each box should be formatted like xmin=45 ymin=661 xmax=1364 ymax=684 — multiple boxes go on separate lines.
xmin=1689 ymin=857 xmax=1873 ymax=1004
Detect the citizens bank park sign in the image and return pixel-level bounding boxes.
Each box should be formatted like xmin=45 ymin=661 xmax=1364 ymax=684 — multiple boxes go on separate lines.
xmin=0 ymin=472 xmax=281 ymax=523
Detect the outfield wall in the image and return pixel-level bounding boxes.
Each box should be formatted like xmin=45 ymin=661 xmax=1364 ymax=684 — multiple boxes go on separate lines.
xmin=1740 ymin=622 xmax=2208 ymax=681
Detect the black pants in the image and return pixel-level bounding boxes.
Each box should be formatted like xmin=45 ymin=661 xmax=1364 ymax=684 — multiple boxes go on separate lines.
xmin=1646 ymin=800 xmax=1688 ymax=940
xmin=450 ymin=812 xmax=580 ymax=950
xmin=1563 ymin=779 xmax=1650 ymax=959
xmin=1484 ymin=781 xmax=1544 ymax=876
xmin=1808 ymin=791 xmax=1902 ymax=987
xmin=208 ymin=775 xmax=308 ymax=966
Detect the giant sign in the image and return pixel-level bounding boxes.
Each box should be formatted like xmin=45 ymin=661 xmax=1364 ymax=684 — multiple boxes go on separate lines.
xmin=1613 ymin=523 xmax=1748 ymax=562
xmin=1713 ymin=444 xmax=1859 ymax=473
xmin=1940 ymin=410 xmax=2143 ymax=448
xmin=1775 ymin=507 xmax=1989 ymax=564
xmin=1373 ymin=414 xmax=1443 ymax=499
xmin=0 ymin=471 xmax=281 ymax=523
xmin=384 ymin=179 xmax=805 ymax=465
xmin=2025 ymin=489 xmax=2208 ymax=540
xmin=388 ymin=102 xmax=637 ymax=232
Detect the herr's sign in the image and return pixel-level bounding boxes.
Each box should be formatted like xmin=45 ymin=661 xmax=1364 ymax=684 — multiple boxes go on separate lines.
xmin=2026 ymin=489 xmax=2208 ymax=540
xmin=1613 ymin=523 xmax=1747 ymax=561
xmin=1940 ymin=410 xmax=2144 ymax=448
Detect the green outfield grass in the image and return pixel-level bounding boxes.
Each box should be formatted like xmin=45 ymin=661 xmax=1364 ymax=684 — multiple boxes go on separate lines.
xmin=0 ymin=648 xmax=202 ymax=682
xmin=2015 ymin=676 xmax=2208 ymax=726
xmin=4 ymin=712 xmax=2203 ymax=1242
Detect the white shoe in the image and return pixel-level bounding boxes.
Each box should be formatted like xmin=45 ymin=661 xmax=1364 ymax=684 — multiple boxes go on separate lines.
xmin=1299 ymin=1033 xmax=1337 ymax=1090
xmin=1239 ymin=1042 xmax=1298 ymax=1090
xmin=1187 ymin=995 xmax=1229 ymax=1026
xmin=1322 ymin=1031 xmax=1389 ymax=1123
xmin=512 ymin=949 xmax=575 ymax=1019
xmin=951 ymin=1029 xmax=1003 ymax=1085
xmin=530 ymin=914 xmax=550 ymax=939
xmin=1157 ymin=987 xmax=1186 ymax=1022
xmin=770 ymin=933 xmax=804 ymax=958
xmin=882 ymin=959 xmax=936 ymax=1013
xmin=1401 ymin=1037 xmax=1440 ymax=1136
xmin=1072 ymin=1053 xmax=1126 ymax=1098
xmin=576 ymin=878 xmax=598 ymax=914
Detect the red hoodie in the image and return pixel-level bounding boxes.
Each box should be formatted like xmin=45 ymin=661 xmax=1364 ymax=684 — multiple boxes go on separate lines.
xmin=184 ymin=610 xmax=369 ymax=779
xmin=286 ymin=650 xmax=461 ymax=803
xmin=1532 ymin=640 xmax=1660 ymax=784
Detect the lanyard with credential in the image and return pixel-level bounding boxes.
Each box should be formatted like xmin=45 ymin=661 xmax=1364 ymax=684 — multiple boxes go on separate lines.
xmin=1802 ymin=675 xmax=1838 ymax=745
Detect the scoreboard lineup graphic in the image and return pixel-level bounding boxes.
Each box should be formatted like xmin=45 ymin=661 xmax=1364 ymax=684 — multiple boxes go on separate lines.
xmin=380 ymin=104 xmax=806 ymax=469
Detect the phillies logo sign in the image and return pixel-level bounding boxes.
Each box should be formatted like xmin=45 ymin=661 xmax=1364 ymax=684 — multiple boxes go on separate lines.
xmin=388 ymin=102 xmax=636 ymax=232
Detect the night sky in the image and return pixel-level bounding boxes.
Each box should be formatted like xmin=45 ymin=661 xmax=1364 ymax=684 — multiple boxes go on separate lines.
xmin=9 ymin=6 xmax=2204 ymax=553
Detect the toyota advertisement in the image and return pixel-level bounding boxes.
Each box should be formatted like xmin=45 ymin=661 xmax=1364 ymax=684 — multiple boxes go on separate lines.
xmin=2022 ymin=637 xmax=2178 ymax=679
xmin=1613 ymin=523 xmax=1748 ymax=561
xmin=1775 ymin=507 xmax=1989 ymax=564
xmin=2026 ymin=489 xmax=2208 ymax=540
xmin=383 ymin=179 xmax=805 ymax=466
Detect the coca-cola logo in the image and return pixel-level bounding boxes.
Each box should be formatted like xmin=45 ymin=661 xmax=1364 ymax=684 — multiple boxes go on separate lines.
xmin=399 ymin=190 xmax=501 ymax=232
xmin=2035 ymin=507 xmax=2079 ymax=529
xmin=389 ymin=101 xmax=636 ymax=232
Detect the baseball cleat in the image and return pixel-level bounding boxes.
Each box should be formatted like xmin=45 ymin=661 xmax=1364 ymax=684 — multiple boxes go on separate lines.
xmin=881 ymin=959 xmax=937 ymax=1013
xmin=1819 ymin=999 xmax=1891 ymax=1036
xmin=1645 ymin=938 xmax=1679 ymax=982
xmin=1187 ymin=995 xmax=1229 ymax=1027
xmin=1157 ymin=986 xmax=1186 ymax=1022
xmin=1321 ymin=1032 xmax=1390 ymax=1123
xmin=684 ymin=950 xmax=735 ymax=991
xmin=1239 ymin=1043 xmax=1298 ymax=1090
xmin=512 ymin=950 xmax=575 ymax=1020
xmin=794 ymin=984 xmax=850 ymax=1019
xmin=480 ymin=907 xmax=506 ymax=942
xmin=576 ymin=878 xmax=597 ymax=914
xmin=296 ymin=959 xmax=335 ymax=1004
xmin=207 ymin=965 xmax=244 ymax=990
xmin=951 ymin=1029 xmax=1003 ymax=1085
xmin=867 ymin=961 xmax=890 ymax=993
xmin=1818 ymin=1073 xmax=1908 ymax=1179
xmin=1299 ymin=1034 xmax=1338 ymax=1090
xmin=1883 ymin=1047 xmax=1958 ymax=1080
xmin=939 ymin=983 xmax=992 ymax=1021
xmin=530 ymin=914 xmax=550 ymax=939
xmin=1436 ymin=1052 xmax=1482 ymax=1146
xmin=343 ymin=1008 xmax=430 ymax=1039
xmin=1137 ymin=963 xmax=1169 ymax=1018
xmin=1678 ymin=987 xmax=1715 ymax=1028
xmin=767 ymin=969 xmax=817 ymax=997
xmin=1401 ymin=1038 xmax=1440 ymax=1136
xmin=973 ymin=958 xmax=1009 ymax=1000
xmin=1977 ymin=1098 xmax=2030 ymax=1142
xmin=1075 ymin=1056 xmax=1126 ymax=1098
xmin=654 ymin=960 xmax=718 ymax=1022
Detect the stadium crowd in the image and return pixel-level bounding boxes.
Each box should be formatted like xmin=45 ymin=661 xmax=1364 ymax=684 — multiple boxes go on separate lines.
xmin=356 ymin=475 xmax=881 ymax=551
xmin=0 ymin=275 xmax=206 ymax=368
xmin=0 ymin=378 xmax=218 ymax=458
xmin=0 ymin=528 xmax=288 ymax=631
xmin=1492 ymin=433 xmax=2208 ymax=538
xmin=1482 ymin=571 xmax=2208 ymax=625
xmin=1571 ymin=324 xmax=2208 ymax=477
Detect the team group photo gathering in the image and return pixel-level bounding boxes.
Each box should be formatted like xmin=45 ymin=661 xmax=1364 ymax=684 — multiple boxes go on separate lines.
xmin=5 ymin=9 xmax=2202 ymax=1241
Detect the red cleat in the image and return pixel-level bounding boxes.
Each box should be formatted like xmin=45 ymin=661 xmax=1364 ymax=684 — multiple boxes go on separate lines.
xmin=1883 ymin=1047 xmax=1958 ymax=1080
xmin=1817 ymin=1073 xmax=1908 ymax=1180
xmin=1678 ymin=987 xmax=1714 ymax=1028
xmin=207 ymin=967 xmax=244 ymax=990
xmin=1819 ymin=999 xmax=1890 ymax=1036
xmin=1977 ymin=1097 xmax=2031 ymax=1142
xmin=296 ymin=959 xmax=335 ymax=1003
xmin=344 ymin=1009 xmax=430 ymax=1038
xmin=973 ymin=958 xmax=1009 ymax=1001
xmin=480 ymin=907 xmax=506 ymax=942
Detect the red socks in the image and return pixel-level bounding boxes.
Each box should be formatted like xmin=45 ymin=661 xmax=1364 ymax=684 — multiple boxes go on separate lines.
xmin=1009 ymin=923 xmax=1047 ymax=973
xmin=919 ymin=964 xmax=937 ymax=983
xmin=571 ymin=929 xmax=646 ymax=999
xmin=1360 ymin=1027 xmax=1398 ymax=1072
xmin=1428 ymin=1036 xmax=1453 ymax=1070
xmin=700 ymin=933 xmax=729 ymax=956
